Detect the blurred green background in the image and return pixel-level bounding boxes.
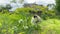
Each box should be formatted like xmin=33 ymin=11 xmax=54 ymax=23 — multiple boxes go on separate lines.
xmin=0 ymin=0 xmax=60 ymax=34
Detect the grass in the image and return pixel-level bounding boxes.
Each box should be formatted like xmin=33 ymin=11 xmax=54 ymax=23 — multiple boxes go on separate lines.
xmin=0 ymin=13 xmax=60 ymax=34
xmin=40 ymin=19 xmax=60 ymax=34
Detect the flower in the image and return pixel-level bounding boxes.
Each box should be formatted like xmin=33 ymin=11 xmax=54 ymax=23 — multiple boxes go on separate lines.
xmin=18 ymin=19 xmax=24 ymax=23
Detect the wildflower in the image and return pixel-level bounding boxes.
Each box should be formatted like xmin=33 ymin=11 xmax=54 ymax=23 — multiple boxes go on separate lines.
xmin=18 ymin=19 xmax=24 ymax=23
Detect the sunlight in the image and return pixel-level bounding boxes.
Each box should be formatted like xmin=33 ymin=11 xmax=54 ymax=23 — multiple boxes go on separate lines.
xmin=0 ymin=0 xmax=55 ymax=4
xmin=25 ymin=0 xmax=36 ymax=3
xmin=0 ymin=0 xmax=11 ymax=4
xmin=25 ymin=0 xmax=55 ymax=4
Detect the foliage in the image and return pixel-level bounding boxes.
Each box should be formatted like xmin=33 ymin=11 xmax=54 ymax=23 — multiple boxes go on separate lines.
xmin=14 ymin=6 xmax=56 ymax=20
xmin=11 ymin=0 xmax=24 ymax=3
xmin=0 ymin=3 xmax=59 ymax=34
xmin=0 ymin=12 xmax=32 ymax=34
xmin=40 ymin=19 xmax=60 ymax=34
xmin=0 ymin=4 xmax=12 ymax=13
xmin=55 ymin=0 xmax=60 ymax=14
xmin=0 ymin=13 xmax=60 ymax=34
